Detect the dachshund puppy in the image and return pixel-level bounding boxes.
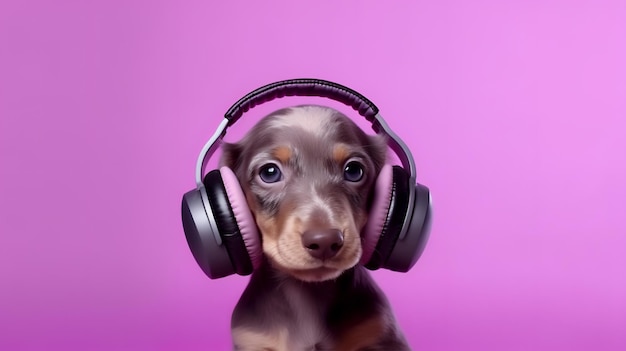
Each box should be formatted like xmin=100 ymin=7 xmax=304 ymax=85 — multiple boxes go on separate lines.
xmin=221 ymin=105 xmax=410 ymax=351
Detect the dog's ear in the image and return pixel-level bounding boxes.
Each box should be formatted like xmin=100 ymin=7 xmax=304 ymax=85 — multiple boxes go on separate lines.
xmin=366 ymin=134 xmax=388 ymax=172
xmin=219 ymin=142 xmax=243 ymax=170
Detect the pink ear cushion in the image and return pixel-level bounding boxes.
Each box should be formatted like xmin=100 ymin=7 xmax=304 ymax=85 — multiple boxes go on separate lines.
xmin=219 ymin=167 xmax=262 ymax=270
xmin=360 ymin=164 xmax=394 ymax=264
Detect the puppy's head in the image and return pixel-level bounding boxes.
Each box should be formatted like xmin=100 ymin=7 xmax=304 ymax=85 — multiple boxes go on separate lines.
xmin=220 ymin=105 xmax=387 ymax=282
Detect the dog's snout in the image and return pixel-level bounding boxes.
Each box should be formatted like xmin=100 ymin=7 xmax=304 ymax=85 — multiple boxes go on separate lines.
xmin=301 ymin=229 xmax=344 ymax=260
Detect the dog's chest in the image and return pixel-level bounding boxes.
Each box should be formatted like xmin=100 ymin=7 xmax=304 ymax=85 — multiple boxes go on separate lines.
xmin=281 ymin=281 xmax=330 ymax=349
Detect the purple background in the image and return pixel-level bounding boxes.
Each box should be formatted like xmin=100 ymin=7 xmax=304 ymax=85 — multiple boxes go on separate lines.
xmin=1 ymin=1 xmax=625 ymax=350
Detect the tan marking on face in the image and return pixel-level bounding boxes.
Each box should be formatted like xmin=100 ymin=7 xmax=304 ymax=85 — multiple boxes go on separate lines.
xmin=354 ymin=208 xmax=368 ymax=233
xmin=255 ymin=212 xmax=280 ymax=242
xmin=272 ymin=146 xmax=292 ymax=164
xmin=232 ymin=326 xmax=290 ymax=351
xmin=334 ymin=316 xmax=386 ymax=351
xmin=333 ymin=143 xmax=350 ymax=165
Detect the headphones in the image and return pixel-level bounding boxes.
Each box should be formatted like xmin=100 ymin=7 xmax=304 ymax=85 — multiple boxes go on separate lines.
xmin=181 ymin=79 xmax=432 ymax=279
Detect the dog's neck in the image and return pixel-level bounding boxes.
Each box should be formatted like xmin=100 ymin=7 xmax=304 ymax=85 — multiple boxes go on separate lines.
xmin=232 ymin=256 xmax=386 ymax=332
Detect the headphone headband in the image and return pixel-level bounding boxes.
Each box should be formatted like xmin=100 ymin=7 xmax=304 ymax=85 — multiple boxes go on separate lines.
xmin=225 ymin=79 xmax=379 ymax=124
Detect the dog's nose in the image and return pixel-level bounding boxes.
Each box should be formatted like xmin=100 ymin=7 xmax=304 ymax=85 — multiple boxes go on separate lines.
xmin=301 ymin=229 xmax=344 ymax=260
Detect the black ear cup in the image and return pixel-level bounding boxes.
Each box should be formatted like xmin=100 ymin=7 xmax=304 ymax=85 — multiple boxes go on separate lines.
xmin=364 ymin=165 xmax=433 ymax=272
xmin=181 ymin=188 xmax=234 ymax=279
xmin=202 ymin=170 xmax=254 ymax=276
xmin=385 ymin=182 xmax=432 ymax=272
xmin=365 ymin=166 xmax=412 ymax=270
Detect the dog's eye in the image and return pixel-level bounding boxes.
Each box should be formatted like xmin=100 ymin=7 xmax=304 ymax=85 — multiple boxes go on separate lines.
xmin=343 ymin=161 xmax=364 ymax=182
xmin=259 ymin=163 xmax=282 ymax=183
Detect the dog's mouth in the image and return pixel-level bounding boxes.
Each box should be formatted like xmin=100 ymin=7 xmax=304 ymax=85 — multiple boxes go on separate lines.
xmin=285 ymin=266 xmax=345 ymax=282
xmin=268 ymin=252 xmax=361 ymax=282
